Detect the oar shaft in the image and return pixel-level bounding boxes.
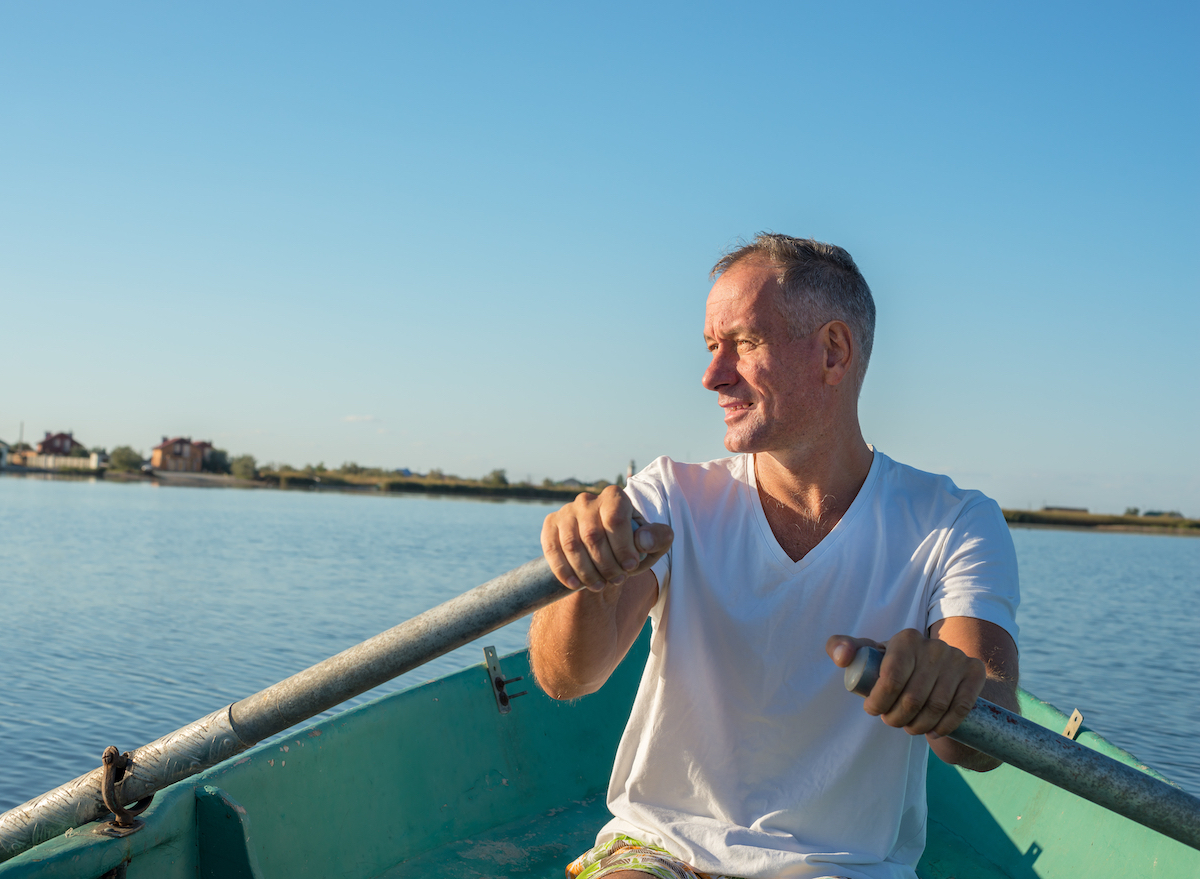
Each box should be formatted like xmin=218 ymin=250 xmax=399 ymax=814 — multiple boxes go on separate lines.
xmin=845 ymin=646 xmax=1200 ymax=851
xmin=0 ymin=557 xmax=568 ymax=863
xmin=230 ymin=556 xmax=565 ymax=743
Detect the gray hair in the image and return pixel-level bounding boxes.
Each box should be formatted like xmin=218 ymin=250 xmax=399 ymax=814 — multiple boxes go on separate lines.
xmin=711 ymin=233 xmax=876 ymax=392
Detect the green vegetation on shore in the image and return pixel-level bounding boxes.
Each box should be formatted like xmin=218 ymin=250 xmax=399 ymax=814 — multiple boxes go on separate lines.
xmin=1003 ymin=508 xmax=1199 ymax=534
xmin=257 ymin=463 xmax=613 ymax=501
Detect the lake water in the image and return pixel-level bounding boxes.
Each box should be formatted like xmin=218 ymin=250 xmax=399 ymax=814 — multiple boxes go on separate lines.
xmin=1 ymin=475 xmax=1197 ymax=813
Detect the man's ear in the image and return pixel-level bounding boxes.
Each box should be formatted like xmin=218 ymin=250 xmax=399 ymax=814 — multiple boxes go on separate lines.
xmin=821 ymin=320 xmax=855 ymax=386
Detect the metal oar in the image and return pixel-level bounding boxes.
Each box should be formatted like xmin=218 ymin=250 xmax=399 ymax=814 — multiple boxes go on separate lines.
xmin=0 ymin=556 xmax=570 ymax=863
xmin=845 ymin=646 xmax=1200 ymax=851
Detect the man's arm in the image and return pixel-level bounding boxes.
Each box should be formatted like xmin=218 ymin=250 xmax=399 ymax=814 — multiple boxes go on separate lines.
xmin=925 ymin=617 xmax=1019 ymax=770
xmin=529 ymin=486 xmax=673 ymax=700
xmin=826 ymin=617 xmax=1019 ymax=772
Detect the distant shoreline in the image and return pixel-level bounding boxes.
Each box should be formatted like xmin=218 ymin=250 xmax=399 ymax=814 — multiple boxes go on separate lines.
xmin=1001 ymin=508 xmax=1199 ymax=536
xmin=4 ymin=469 xmax=1196 ymax=533
xmin=2 ymin=467 xmax=583 ymax=503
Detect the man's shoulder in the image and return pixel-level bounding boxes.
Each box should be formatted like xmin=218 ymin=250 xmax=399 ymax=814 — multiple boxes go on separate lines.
xmin=632 ymin=454 xmax=748 ymax=493
xmin=870 ymin=449 xmax=1003 ymax=524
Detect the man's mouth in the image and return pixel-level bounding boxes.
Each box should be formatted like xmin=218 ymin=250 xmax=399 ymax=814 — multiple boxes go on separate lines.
xmin=720 ymin=400 xmax=754 ymax=422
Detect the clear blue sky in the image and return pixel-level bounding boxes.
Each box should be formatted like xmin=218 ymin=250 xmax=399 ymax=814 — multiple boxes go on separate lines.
xmin=2 ymin=2 xmax=1196 ymax=515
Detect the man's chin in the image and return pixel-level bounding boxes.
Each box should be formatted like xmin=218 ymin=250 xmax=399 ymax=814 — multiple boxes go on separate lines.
xmin=722 ymin=431 xmax=762 ymax=454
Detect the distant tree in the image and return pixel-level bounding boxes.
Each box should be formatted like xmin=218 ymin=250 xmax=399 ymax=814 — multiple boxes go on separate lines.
xmin=482 ymin=469 xmax=508 ymax=486
xmin=340 ymin=461 xmax=364 ymax=475
xmin=428 ymin=468 xmax=445 ymax=480
xmin=109 ymin=446 xmax=144 ymax=472
xmin=231 ymin=454 xmax=257 ymax=480
xmin=68 ymin=445 xmax=90 ymax=458
xmin=89 ymin=446 xmax=108 ymax=456
xmin=591 ymin=479 xmax=610 ymax=491
xmin=202 ymin=448 xmax=231 ymax=474
xmin=1124 ymin=507 xmax=1139 ymax=517
xmin=542 ymin=478 xmax=555 ymax=489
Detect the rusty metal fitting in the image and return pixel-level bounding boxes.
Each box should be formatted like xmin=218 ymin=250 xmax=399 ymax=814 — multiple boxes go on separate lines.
xmin=99 ymin=747 xmax=154 ymax=832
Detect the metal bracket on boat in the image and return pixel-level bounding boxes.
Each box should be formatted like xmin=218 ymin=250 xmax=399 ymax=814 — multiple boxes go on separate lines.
xmin=483 ymin=646 xmax=528 ymax=715
xmin=1062 ymin=708 xmax=1084 ymax=740
xmin=95 ymin=746 xmax=153 ymax=837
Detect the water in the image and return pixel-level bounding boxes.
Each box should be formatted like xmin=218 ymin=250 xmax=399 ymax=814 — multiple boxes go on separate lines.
xmin=1 ymin=477 xmax=1197 ymax=814
xmin=1009 ymin=525 xmax=1200 ymax=794
xmin=0 ymin=476 xmax=551 ymax=811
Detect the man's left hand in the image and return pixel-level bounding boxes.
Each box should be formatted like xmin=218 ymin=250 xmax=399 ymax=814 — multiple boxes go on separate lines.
xmin=825 ymin=629 xmax=986 ymax=739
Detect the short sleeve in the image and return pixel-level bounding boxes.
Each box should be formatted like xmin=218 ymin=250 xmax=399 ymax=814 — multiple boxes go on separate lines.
xmin=928 ymin=497 xmax=1020 ymax=648
xmin=622 ymin=460 xmax=672 ymax=595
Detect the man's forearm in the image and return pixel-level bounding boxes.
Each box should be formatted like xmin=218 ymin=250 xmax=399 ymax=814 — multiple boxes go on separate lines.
xmin=529 ymin=585 xmax=626 ymax=700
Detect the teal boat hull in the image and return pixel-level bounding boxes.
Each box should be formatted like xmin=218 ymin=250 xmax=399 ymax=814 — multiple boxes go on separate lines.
xmin=2 ymin=630 xmax=1196 ymax=878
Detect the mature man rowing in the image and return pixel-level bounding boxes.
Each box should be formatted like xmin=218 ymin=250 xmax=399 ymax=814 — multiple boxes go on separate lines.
xmin=529 ymin=235 xmax=1020 ymax=879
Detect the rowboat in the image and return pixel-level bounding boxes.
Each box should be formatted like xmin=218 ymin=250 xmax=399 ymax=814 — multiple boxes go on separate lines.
xmin=2 ymin=561 xmax=1198 ymax=878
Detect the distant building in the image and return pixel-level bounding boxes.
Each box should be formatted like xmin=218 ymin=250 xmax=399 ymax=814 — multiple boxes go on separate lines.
xmin=151 ymin=437 xmax=207 ymax=472
xmin=0 ymin=440 xmax=8 ymax=469
xmin=11 ymin=433 xmax=103 ymax=471
xmin=37 ymin=431 xmax=86 ymax=456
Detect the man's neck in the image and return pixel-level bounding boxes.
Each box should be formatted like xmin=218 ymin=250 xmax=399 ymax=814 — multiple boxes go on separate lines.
xmin=753 ymin=434 xmax=874 ymax=562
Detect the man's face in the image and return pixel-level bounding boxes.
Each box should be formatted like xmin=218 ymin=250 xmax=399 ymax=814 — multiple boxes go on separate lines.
xmin=702 ymin=260 xmax=824 ymax=454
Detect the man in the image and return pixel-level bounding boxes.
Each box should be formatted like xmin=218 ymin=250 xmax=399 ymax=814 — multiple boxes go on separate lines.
xmin=530 ymin=235 xmax=1020 ymax=879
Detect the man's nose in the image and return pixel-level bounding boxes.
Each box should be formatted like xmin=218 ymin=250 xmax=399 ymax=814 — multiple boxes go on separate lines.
xmin=702 ymin=350 xmax=737 ymax=391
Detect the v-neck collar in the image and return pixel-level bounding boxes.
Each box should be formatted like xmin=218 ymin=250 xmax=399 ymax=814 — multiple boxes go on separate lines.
xmin=744 ymin=447 xmax=882 ymax=571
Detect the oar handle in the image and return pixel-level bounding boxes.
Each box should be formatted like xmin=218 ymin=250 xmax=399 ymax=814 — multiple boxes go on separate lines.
xmin=844 ymin=646 xmax=1200 ymax=851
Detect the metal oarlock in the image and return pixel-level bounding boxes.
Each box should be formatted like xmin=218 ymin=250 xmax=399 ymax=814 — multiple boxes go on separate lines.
xmin=95 ymin=747 xmax=153 ymax=837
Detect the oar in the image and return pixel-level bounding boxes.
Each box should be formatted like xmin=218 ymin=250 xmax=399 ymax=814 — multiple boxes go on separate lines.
xmin=845 ymin=646 xmax=1200 ymax=851
xmin=0 ymin=556 xmax=571 ymax=863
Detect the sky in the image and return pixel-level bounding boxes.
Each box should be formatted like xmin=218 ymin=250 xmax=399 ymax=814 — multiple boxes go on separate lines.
xmin=1 ymin=2 xmax=1197 ymax=515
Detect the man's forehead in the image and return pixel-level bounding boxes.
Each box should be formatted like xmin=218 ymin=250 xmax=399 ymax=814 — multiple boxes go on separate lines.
xmin=708 ymin=259 xmax=782 ymax=301
xmin=706 ymin=266 xmax=785 ymax=323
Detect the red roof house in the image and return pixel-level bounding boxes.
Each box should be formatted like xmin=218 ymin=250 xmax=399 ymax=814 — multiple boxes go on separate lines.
xmin=37 ymin=432 xmax=86 ymax=456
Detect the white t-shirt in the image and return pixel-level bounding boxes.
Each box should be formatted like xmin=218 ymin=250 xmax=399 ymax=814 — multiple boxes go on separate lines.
xmin=601 ymin=450 xmax=1019 ymax=879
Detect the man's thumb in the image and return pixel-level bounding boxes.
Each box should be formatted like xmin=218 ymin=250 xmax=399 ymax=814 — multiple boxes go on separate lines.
xmin=636 ymin=524 xmax=673 ymax=553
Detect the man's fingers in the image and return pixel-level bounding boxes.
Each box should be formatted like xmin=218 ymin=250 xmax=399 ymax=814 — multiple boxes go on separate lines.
xmin=555 ymin=517 xmax=607 ymax=590
xmin=598 ymin=487 xmax=640 ymax=573
xmin=898 ymin=672 xmax=958 ymax=735
xmin=540 ymin=488 xmax=671 ymax=592
xmin=824 ymin=635 xmax=883 ymax=668
xmin=632 ymin=523 xmax=673 ymax=572
xmin=866 ymin=645 xmax=917 ymax=720
xmin=541 ymin=515 xmax=583 ymax=590
xmin=577 ymin=521 xmax=625 ymax=586
xmin=929 ymin=661 xmax=986 ymax=737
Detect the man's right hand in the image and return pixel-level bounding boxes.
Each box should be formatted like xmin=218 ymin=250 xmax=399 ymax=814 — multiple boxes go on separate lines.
xmin=541 ymin=485 xmax=673 ymax=591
